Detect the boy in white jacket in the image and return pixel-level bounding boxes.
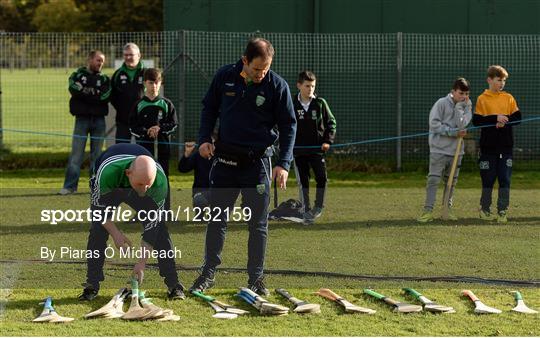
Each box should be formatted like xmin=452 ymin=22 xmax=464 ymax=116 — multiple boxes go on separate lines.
xmin=418 ymin=78 xmax=472 ymax=222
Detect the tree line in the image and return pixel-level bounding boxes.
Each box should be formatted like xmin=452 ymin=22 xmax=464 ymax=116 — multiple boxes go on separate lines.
xmin=0 ymin=0 xmax=163 ymax=32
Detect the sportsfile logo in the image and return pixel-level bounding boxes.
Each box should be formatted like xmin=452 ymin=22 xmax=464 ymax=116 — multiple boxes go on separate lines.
xmin=40 ymin=205 xmax=252 ymax=224
xmin=41 ymin=206 xmax=143 ymax=225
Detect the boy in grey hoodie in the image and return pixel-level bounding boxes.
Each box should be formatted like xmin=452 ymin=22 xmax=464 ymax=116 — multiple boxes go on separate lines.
xmin=418 ymin=78 xmax=472 ymax=222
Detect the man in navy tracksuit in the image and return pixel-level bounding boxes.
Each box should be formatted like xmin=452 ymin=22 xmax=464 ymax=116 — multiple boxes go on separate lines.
xmin=189 ymin=38 xmax=297 ymax=296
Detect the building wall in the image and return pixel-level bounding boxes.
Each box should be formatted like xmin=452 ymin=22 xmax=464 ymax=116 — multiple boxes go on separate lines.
xmin=164 ymin=0 xmax=540 ymax=34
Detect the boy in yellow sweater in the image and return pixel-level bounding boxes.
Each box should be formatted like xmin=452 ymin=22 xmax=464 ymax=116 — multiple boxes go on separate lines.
xmin=472 ymin=65 xmax=521 ymax=223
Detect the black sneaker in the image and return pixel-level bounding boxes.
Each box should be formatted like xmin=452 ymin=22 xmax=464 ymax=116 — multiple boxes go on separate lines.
xmin=247 ymin=276 xmax=270 ymax=296
xmin=78 ymin=283 xmax=98 ymax=301
xmin=302 ymin=211 xmax=315 ymax=225
xmin=167 ymin=283 xmax=186 ymax=300
xmin=189 ymin=274 xmax=215 ymax=293
xmin=311 ymin=207 xmax=323 ymax=219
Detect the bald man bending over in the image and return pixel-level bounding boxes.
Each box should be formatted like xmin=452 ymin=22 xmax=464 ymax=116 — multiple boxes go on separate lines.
xmin=79 ymin=143 xmax=185 ymax=301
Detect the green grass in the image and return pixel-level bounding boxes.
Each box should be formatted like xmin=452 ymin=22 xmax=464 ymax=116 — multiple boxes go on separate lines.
xmin=1 ymin=170 xmax=539 ymax=335
xmin=1 ymin=68 xmax=115 ymax=152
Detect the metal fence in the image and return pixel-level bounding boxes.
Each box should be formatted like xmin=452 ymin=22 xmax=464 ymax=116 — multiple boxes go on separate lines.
xmin=1 ymin=31 xmax=539 ymax=170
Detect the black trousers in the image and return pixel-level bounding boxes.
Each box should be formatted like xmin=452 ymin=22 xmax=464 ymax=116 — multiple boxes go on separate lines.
xmin=86 ymin=176 xmax=178 ymax=291
xmin=294 ymin=154 xmax=328 ymax=210
xmin=115 ymin=122 xmax=131 ymax=144
xmin=201 ymin=157 xmax=271 ymax=283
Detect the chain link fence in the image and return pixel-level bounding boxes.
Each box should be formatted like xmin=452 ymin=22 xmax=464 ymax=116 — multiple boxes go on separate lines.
xmin=1 ymin=31 xmax=539 ymax=170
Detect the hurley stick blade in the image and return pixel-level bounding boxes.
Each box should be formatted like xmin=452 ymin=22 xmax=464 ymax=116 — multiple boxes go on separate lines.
xmin=122 ymin=279 xmax=151 ymax=320
xmin=33 ymin=297 xmax=74 ymax=323
xmin=85 ymin=288 xmax=128 ymax=319
xmin=47 ymin=313 xmax=75 ymax=323
xmin=316 ymin=288 xmax=375 ymax=314
xmin=192 ymin=290 xmax=249 ymax=315
xmin=156 ymin=314 xmax=181 ymax=321
xmin=364 ymin=289 xmax=421 ymax=313
xmin=212 ymin=300 xmax=250 ymax=315
xmin=239 ymin=288 xmax=289 ymax=315
xmin=462 ymin=290 xmax=501 ymax=314
xmin=208 ymin=301 xmax=238 ymax=320
xmin=139 ymin=291 xmax=165 ymax=320
xmin=275 ymin=288 xmax=321 ymax=314
xmin=511 ymin=291 xmax=538 ymax=314
xmin=402 ymin=288 xmax=455 ymax=313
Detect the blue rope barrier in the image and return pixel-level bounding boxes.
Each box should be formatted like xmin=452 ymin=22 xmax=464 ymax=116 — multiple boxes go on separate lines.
xmin=1 ymin=116 xmax=539 ymax=149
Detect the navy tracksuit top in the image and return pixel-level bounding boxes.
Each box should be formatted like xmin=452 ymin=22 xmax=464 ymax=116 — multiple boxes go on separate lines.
xmin=198 ymin=60 xmax=297 ymax=171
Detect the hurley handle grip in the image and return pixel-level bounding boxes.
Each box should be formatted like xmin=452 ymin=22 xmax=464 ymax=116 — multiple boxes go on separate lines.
xmin=462 ymin=290 xmax=479 ymax=302
xmin=363 ymin=289 xmax=386 ymax=300
xmin=191 ymin=290 xmax=215 ymax=302
xmin=315 ymin=288 xmax=340 ymax=301
xmin=41 ymin=296 xmax=53 ymax=310
xmin=275 ymin=288 xmax=293 ymax=300
xmin=236 ymin=292 xmax=254 ymax=305
xmin=276 ymin=288 xmax=303 ymax=305
xmin=402 ymin=288 xmax=422 ymax=299
xmin=240 ymin=287 xmax=270 ymax=303
xmin=130 ymin=277 xmax=139 ymax=293
xmin=511 ymin=291 xmax=523 ymax=301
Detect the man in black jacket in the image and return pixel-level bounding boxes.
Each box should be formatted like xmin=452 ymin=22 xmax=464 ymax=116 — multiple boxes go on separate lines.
xmin=111 ymin=43 xmax=145 ymax=144
xmin=59 ymin=50 xmax=111 ymax=195
xmin=189 ymin=38 xmax=297 ymax=295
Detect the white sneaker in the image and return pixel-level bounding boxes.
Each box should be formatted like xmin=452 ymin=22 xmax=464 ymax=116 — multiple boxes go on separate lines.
xmin=58 ymin=188 xmax=74 ymax=195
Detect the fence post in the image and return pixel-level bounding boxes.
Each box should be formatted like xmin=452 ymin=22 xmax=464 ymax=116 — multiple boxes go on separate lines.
xmin=396 ymin=32 xmax=403 ymax=171
xmin=65 ymin=39 xmax=70 ymax=72
xmin=177 ymin=30 xmax=186 ymax=159
xmin=0 ymin=69 xmax=3 ymax=150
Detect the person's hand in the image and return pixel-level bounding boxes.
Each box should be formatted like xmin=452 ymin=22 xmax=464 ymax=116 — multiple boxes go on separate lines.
xmin=147 ymin=126 xmax=160 ymax=139
xmin=133 ymin=261 xmax=145 ymax=284
xmin=497 ymin=115 xmax=508 ymax=124
xmin=184 ymin=142 xmax=196 ymax=157
xmin=321 ymin=143 xmax=330 ymax=152
xmin=199 ymin=142 xmax=215 ymax=159
xmin=82 ymin=87 xmax=95 ymax=95
xmin=457 ymin=130 xmax=467 ymax=137
xmin=112 ymin=231 xmax=132 ymax=251
xmin=272 ymin=166 xmax=289 ymax=190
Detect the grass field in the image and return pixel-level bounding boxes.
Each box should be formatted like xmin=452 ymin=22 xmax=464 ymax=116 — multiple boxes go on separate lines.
xmin=1 ymin=170 xmax=539 ymax=336
xmin=1 ymin=68 xmax=115 ymax=152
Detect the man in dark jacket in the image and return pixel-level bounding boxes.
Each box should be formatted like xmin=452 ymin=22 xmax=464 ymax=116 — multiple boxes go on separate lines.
xmin=59 ymin=50 xmax=111 ymax=195
xmin=189 ymin=38 xmax=297 ymax=296
xmin=111 ymin=43 xmax=145 ymax=144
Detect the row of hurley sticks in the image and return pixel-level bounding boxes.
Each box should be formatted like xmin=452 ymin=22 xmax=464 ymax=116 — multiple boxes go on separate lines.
xmin=33 ymin=283 xmax=538 ymax=323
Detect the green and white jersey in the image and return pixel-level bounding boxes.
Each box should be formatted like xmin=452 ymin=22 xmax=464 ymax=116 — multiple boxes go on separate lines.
xmin=91 ymin=154 xmax=168 ymax=235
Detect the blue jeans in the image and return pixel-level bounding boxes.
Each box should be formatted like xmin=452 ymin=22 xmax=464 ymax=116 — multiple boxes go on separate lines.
xmin=63 ymin=115 xmax=105 ymax=191
xmin=479 ymin=153 xmax=513 ymax=212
